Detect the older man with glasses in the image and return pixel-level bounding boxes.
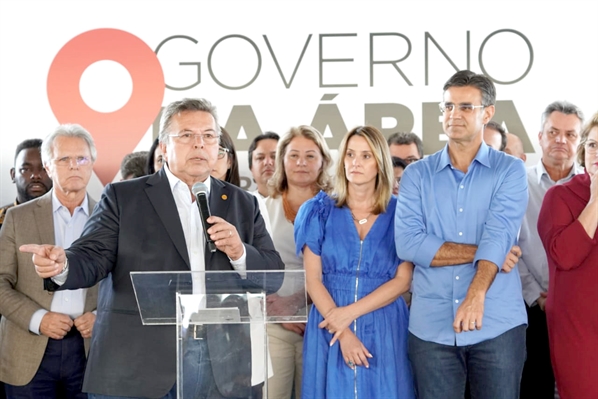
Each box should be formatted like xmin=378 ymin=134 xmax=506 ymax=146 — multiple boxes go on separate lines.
xmin=22 ymin=98 xmax=283 ymax=399
xmin=0 ymin=124 xmax=98 ymax=399
xmin=387 ymin=131 xmax=424 ymax=164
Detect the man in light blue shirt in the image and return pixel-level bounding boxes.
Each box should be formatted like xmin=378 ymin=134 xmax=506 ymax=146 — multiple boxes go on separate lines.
xmin=395 ymin=70 xmax=528 ymax=399
xmin=0 ymin=124 xmax=98 ymax=398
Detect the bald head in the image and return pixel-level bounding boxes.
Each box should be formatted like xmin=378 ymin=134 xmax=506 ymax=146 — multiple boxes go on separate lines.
xmin=504 ymin=133 xmax=526 ymax=162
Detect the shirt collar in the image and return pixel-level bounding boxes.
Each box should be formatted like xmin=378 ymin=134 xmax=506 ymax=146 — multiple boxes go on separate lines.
xmin=51 ymin=189 xmax=89 ymax=216
xmin=534 ymin=160 xmax=583 ymax=185
xmin=163 ymin=163 xmax=211 ymax=197
xmin=436 ymin=141 xmax=491 ymax=174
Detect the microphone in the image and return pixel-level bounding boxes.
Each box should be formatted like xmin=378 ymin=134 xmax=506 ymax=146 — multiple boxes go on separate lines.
xmin=191 ymin=182 xmax=217 ymax=253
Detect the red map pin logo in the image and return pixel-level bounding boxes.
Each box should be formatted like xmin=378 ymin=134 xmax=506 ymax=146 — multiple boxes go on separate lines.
xmin=47 ymin=28 xmax=164 ymax=185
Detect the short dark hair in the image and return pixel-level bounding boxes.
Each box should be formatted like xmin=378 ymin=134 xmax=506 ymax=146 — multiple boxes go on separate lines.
xmin=120 ymin=151 xmax=149 ymax=179
xmin=219 ymin=127 xmax=240 ymax=187
xmin=248 ymin=131 xmax=280 ymax=169
xmin=485 ymin=121 xmax=507 ymax=151
xmin=14 ymin=138 xmax=43 ymax=164
xmin=443 ymin=70 xmax=496 ymax=107
xmin=387 ymin=132 xmax=424 ymax=159
xmin=391 ymin=156 xmax=408 ymax=170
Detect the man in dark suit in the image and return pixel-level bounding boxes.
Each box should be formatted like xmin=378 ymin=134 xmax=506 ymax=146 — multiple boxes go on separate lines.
xmin=21 ymin=98 xmax=284 ymax=399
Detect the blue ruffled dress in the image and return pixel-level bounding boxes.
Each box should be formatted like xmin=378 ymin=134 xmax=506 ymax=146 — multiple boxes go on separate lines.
xmin=295 ymin=191 xmax=414 ymax=399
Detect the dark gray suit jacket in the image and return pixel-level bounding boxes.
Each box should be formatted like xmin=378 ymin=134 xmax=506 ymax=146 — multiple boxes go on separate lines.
xmin=50 ymin=169 xmax=283 ymax=398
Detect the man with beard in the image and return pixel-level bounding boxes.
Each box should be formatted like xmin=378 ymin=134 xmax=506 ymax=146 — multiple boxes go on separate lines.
xmin=0 ymin=139 xmax=53 ymax=228
xmin=0 ymin=139 xmax=53 ymax=398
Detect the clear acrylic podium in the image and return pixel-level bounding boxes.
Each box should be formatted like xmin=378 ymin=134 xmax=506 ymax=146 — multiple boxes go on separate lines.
xmin=130 ymin=270 xmax=307 ymax=398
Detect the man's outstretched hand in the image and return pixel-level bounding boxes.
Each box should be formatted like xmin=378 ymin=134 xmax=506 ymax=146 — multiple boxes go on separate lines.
xmin=19 ymin=244 xmax=66 ymax=278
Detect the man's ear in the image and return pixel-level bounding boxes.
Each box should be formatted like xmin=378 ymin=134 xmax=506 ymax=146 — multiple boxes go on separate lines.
xmin=483 ymin=105 xmax=495 ymax=124
xmin=10 ymin=167 xmax=15 ymax=182
xmin=159 ymin=141 xmax=168 ymax=164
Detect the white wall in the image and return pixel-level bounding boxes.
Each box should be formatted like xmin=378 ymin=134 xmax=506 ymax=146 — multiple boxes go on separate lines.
xmin=1 ymin=0 xmax=597 ymax=204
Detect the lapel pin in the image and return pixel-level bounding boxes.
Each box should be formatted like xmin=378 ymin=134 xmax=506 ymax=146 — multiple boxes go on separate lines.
xmin=221 ymin=194 xmax=228 ymax=200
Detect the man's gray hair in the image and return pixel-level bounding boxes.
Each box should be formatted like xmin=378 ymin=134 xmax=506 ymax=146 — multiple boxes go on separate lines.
xmin=41 ymin=123 xmax=97 ymax=166
xmin=540 ymin=101 xmax=584 ymax=131
xmin=158 ymin=98 xmax=220 ymax=143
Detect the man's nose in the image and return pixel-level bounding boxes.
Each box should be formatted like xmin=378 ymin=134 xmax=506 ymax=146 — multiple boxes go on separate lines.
xmin=30 ymin=167 xmax=46 ymax=179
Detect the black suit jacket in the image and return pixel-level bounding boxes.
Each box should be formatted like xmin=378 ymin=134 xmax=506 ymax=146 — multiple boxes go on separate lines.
xmin=51 ymin=170 xmax=283 ymax=398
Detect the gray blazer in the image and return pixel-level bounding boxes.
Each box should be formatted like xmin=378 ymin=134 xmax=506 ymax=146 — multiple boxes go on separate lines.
xmin=0 ymin=190 xmax=98 ymax=386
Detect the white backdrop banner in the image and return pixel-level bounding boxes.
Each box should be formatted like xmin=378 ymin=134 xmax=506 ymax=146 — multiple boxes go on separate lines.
xmin=1 ymin=0 xmax=597 ymax=203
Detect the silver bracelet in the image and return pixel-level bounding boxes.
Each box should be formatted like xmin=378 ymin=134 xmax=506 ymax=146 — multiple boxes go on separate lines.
xmin=61 ymin=257 xmax=69 ymax=274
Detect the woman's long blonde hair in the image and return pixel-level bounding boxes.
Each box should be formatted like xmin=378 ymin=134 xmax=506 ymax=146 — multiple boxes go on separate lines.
xmin=333 ymin=125 xmax=394 ymax=214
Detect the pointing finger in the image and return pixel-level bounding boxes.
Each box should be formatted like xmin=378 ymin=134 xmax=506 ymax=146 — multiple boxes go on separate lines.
xmin=19 ymin=244 xmax=47 ymax=256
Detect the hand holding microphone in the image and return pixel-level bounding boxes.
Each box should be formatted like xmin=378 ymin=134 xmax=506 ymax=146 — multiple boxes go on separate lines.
xmin=192 ymin=182 xmax=244 ymax=260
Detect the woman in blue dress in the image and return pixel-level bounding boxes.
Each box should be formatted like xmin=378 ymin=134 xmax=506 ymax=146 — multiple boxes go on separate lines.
xmin=295 ymin=125 xmax=415 ymax=399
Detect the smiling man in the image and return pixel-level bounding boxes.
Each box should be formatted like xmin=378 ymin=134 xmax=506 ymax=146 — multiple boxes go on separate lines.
xmin=395 ymin=70 xmax=528 ymax=399
xmin=0 ymin=139 xmax=53 ymax=229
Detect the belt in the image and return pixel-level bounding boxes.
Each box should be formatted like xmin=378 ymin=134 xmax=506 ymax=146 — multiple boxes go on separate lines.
xmin=192 ymin=324 xmax=207 ymax=340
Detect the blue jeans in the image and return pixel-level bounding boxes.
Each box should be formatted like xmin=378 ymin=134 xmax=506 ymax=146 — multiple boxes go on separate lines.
xmin=89 ymin=337 xmax=261 ymax=399
xmin=408 ymin=324 xmax=526 ymax=399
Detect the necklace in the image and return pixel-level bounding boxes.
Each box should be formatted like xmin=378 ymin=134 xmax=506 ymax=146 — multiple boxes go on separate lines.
xmin=351 ymin=211 xmax=373 ymax=225
xmin=282 ymin=191 xmax=298 ymax=224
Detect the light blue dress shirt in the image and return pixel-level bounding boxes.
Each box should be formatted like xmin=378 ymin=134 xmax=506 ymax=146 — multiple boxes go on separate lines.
xmin=29 ymin=191 xmax=90 ymax=334
xmin=395 ymin=142 xmax=528 ymax=346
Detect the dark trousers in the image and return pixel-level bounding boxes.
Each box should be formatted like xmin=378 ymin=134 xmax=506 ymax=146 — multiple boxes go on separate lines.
xmin=89 ymin=336 xmax=262 ymax=399
xmin=520 ymin=304 xmax=555 ymax=399
xmin=4 ymin=329 xmax=87 ymax=399
xmin=409 ymin=325 xmax=526 ymax=399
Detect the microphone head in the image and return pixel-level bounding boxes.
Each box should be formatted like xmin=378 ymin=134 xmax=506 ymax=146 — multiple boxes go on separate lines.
xmin=192 ymin=182 xmax=209 ymax=196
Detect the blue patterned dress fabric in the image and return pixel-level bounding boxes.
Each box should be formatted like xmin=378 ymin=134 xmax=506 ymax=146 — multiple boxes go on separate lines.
xmin=295 ymin=191 xmax=415 ymax=399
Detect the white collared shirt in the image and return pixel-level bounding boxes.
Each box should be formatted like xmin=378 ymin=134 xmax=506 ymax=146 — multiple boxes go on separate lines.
xmin=29 ymin=190 xmax=90 ymax=334
xmin=518 ymin=161 xmax=583 ymax=306
xmin=163 ymin=165 xmax=246 ymax=278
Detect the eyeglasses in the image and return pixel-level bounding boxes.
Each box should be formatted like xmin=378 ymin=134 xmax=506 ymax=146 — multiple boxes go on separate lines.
xmin=53 ymin=156 xmax=91 ymax=167
xmin=169 ymin=132 xmax=219 ymax=145
xmin=439 ymin=102 xmax=487 ymax=114
xmin=585 ymin=140 xmax=598 ymax=155
xmin=403 ymin=157 xmax=420 ymax=165
xmin=218 ymin=147 xmax=230 ymax=159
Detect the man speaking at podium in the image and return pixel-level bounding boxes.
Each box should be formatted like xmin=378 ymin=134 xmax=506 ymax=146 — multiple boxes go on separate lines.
xmin=21 ymin=98 xmax=284 ymax=399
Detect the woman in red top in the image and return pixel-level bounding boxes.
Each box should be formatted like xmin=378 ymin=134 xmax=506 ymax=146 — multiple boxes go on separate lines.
xmin=538 ymin=112 xmax=598 ymax=399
